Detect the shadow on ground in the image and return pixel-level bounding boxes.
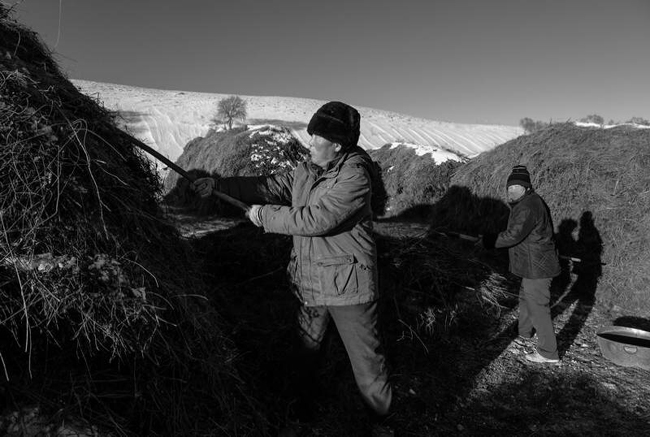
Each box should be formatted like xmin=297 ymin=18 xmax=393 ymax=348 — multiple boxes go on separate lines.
xmin=552 ymin=212 xmax=604 ymax=357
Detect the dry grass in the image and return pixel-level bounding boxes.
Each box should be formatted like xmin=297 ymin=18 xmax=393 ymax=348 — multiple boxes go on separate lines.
xmin=369 ymin=144 xmax=465 ymax=218
xmin=0 ymin=37 xmax=160 ymax=362
xmin=1 ymin=6 xmax=265 ymax=435
xmin=163 ymin=125 xmax=308 ymax=215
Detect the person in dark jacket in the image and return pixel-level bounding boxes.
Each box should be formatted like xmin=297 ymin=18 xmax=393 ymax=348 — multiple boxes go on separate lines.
xmin=481 ymin=165 xmax=561 ymax=363
xmin=193 ymin=102 xmax=393 ymax=435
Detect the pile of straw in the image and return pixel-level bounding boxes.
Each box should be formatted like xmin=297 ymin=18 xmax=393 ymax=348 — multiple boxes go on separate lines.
xmin=164 ymin=125 xmax=308 ymax=215
xmin=0 ymin=6 xmax=263 ymax=435
xmin=0 ymin=10 xmax=162 ymax=362
xmin=369 ymin=144 xmax=464 ymax=218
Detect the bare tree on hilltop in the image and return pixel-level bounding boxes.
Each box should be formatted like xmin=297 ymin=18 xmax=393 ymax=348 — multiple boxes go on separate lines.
xmin=213 ymin=95 xmax=247 ymax=130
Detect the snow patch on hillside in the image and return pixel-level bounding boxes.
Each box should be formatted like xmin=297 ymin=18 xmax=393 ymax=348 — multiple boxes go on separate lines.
xmin=389 ymin=142 xmax=463 ymax=164
xmin=574 ymin=121 xmax=650 ymax=129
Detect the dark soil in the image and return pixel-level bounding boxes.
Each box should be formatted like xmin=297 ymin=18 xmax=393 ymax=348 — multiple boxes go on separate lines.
xmin=181 ymin=213 xmax=650 ymax=437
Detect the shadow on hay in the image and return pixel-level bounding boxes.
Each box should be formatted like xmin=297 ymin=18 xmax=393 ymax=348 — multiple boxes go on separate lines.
xmin=377 ymin=187 xmax=610 ymax=429
xmin=187 ymin=223 xmax=302 ymax=432
xmin=382 ymin=186 xmax=524 ymax=425
xmin=422 ymin=188 xmax=607 ymax=358
xmin=552 ymin=212 xmax=604 ymax=356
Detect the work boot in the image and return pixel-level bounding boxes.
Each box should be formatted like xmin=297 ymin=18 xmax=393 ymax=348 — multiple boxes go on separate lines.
xmin=525 ymin=350 xmax=560 ymax=364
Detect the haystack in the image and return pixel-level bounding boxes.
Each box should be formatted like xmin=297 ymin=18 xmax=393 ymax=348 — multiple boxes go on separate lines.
xmin=369 ymin=143 xmax=464 ymax=218
xmin=446 ymin=123 xmax=650 ymax=312
xmin=0 ymin=6 xmax=262 ymax=435
xmin=164 ymin=124 xmax=308 ymax=214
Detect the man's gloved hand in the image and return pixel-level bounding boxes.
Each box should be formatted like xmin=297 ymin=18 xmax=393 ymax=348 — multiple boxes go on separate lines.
xmin=192 ymin=177 xmax=217 ymax=198
xmin=481 ymin=232 xmax=498 ymax=250
xmin=246 ymin=205 xmax=263 ymax=227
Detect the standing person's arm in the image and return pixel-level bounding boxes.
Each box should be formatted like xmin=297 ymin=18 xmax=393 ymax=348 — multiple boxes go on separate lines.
xmin=195 ymin=172 xmax=294 ymax=206
xmin=259 ymin=167 xmax=370 ymax=236
xmin=494 ymin=205 xmax=536 ymax=248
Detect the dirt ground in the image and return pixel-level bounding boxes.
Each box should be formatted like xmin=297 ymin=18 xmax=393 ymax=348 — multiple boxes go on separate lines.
xmin=177 ymin=213 xmax=650 ymax=437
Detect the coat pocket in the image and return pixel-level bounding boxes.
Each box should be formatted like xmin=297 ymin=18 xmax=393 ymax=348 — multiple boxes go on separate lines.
xmin=316 ymin=254 xmax=358 ymax=296
xmin=532 ymin=247 xmax=560 ymax=278
xmin=287 ymin=252 xmax=300 ymax=288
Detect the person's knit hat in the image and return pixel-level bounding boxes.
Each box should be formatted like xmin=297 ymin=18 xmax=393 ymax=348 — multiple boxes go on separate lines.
xmin=307 ymin=101 xmax=360 ymax=149
xmin=506 ymin=165 xmax=532 ymax=188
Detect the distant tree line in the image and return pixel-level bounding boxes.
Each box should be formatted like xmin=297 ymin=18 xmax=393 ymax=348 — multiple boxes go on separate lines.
xmin=519 ymin=114 xmax=650 ymax=134
xmin=624 ymin=116 xmax=650 ymax=126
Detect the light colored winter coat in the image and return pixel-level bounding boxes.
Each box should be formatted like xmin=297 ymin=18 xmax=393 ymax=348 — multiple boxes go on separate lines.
xmin=216 ymin=146 xmax=378 ymax=306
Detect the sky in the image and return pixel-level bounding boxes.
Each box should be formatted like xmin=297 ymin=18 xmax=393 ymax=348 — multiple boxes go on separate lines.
xmin=9 ymin=0 xmax=650 ymax=126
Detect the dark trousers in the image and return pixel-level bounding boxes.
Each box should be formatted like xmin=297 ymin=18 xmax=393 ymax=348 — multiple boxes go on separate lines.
xmin=297 ymin=301 xmax=392 ymax=416
xmin=519 ymin=277 xmax=559 ymax=360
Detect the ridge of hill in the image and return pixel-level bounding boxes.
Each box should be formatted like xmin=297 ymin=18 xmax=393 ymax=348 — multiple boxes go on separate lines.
xmin=72 ymin=79 xmax=524 ymax=167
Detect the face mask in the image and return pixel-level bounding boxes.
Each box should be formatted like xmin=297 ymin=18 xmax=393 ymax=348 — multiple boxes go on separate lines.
xmin=507 ymin=185 xmax=526 ymax=203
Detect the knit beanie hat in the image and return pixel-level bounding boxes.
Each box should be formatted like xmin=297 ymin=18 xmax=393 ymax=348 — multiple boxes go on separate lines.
xmin=506 ymin=165 xmax=532 ymax=188
xmin=307 ymin=101 xmax=360 ymax=149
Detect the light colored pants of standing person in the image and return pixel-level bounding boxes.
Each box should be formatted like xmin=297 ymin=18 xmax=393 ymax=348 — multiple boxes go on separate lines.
xmin=519 ymin=277 xmax=559 ymax=360
xmin=298 ymin=301 xmax=393 ymax=416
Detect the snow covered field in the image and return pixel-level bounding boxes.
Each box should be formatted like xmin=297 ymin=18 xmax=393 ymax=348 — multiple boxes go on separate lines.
xmin=73 ymin=80 xmax=524 ymax=166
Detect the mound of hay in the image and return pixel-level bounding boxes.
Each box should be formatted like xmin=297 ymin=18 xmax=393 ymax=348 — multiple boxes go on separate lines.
xmin=446 ymin=123 xmax=650 ymax=311
xmin=164 ymin=125 xmax=308 ymax=214
xmin=369 ymin=143 xmax=465 ymax=218
xmin=0 ymin=6 xmax=262 ymax=435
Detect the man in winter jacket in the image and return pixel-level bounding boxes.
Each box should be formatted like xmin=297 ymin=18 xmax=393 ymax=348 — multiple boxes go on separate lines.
xmin=481 ymin=165 xmax=561 ymax=363
xmin=193 ymin=102 xmax=393 ymax=434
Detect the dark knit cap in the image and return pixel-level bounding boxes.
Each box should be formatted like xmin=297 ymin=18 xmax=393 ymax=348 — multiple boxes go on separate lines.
xmin=307 ymin=101 xmax=360 ymax=149
xmin=506 ymin=165 xmax=532 ymax=188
